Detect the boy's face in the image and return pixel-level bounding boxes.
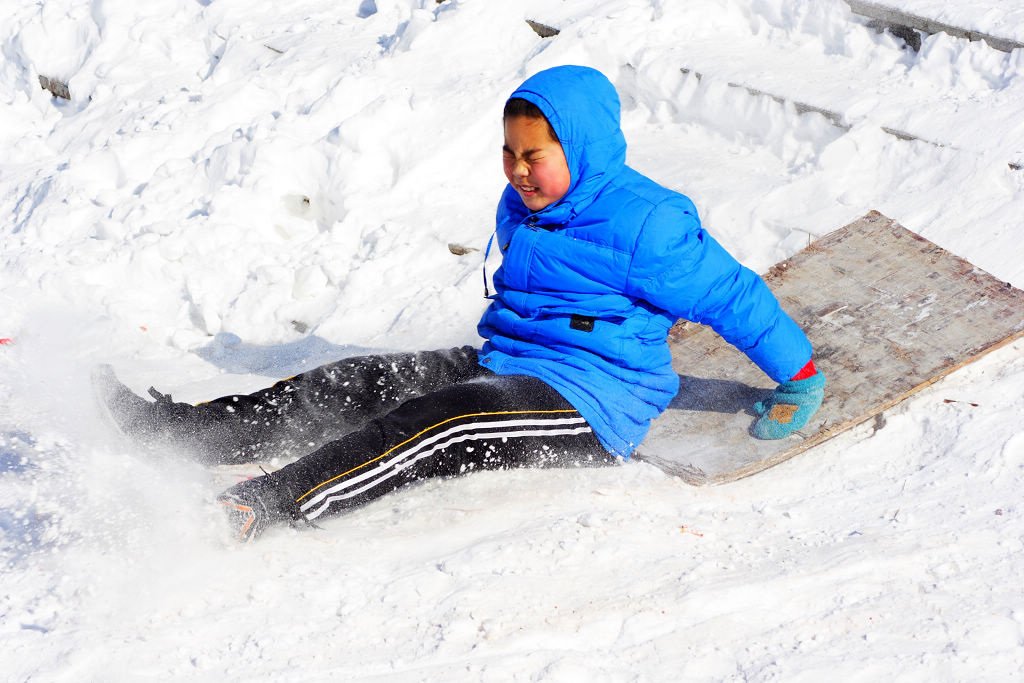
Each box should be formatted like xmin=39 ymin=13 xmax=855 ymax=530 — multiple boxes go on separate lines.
xmin=502 ymin=115 xmax=571 ymax=212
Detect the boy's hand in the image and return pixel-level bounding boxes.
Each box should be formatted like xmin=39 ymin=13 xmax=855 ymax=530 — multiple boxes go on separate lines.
xmin=751 ymin=372 xmax=826 ymax=439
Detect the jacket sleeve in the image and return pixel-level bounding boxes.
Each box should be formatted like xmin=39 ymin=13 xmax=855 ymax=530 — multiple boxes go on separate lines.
xmin=625 ymin=196 xmax=812 ymax=383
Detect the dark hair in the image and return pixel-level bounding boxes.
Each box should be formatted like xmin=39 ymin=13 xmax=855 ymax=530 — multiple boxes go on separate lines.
xmin=503 ymin=97 xmax=559 ymax=142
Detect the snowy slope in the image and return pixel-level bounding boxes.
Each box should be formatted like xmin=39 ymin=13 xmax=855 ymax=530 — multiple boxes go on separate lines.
xmin=2 ymin=0 xmax=1024 ymax=680
xmin=853 ymin=0 xmax=1024 ymax=43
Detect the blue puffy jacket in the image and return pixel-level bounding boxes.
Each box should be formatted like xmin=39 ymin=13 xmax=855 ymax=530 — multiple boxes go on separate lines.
xmin=477 ymin=66 xmax=812 ymax=457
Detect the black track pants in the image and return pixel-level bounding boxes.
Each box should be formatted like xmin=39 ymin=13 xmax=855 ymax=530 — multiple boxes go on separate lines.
xmin=188 ymin=346 xmax=492 ymax=463
xmin=270 ymin=370 xmax=611 ymax=523
xmin=200 ymin=347 xmax=613 ymax=521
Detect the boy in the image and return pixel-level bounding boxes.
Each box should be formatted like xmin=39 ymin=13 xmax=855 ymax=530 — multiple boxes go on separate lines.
xmin=99 ymin=66 xmax=824 ymax=541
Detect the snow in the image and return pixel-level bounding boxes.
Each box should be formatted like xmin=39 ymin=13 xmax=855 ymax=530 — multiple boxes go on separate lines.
xmin=856 ymin=0 xmax=1024 ymax=43
xmin=2 ymin=0 xmax=1024 ymax=679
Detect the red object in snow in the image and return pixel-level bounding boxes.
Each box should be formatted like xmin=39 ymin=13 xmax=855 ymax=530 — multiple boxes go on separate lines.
xmin=0 ymin=338 xmax=13 ymax=345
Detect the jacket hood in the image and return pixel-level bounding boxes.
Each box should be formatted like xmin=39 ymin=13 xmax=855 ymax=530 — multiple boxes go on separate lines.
xmin=499 ymin=65 xmax=627 ymax=224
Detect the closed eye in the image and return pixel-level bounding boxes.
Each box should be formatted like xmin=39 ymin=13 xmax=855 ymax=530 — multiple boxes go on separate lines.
xmin=502 ymin=145 xmax=546 ymax=161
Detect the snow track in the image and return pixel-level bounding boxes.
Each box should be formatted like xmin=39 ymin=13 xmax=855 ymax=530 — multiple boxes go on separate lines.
xmin=2 ymin=1 xmax=1024 ymax=680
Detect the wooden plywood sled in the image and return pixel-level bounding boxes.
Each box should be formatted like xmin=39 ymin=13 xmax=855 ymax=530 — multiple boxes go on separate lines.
xmin=636 ymin=211 xmax=1024 ymax=484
